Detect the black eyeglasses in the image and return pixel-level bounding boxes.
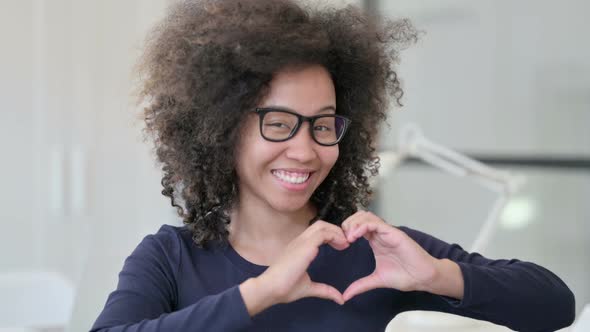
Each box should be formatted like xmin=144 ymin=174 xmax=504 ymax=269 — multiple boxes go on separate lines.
xmin=254 ymin=108 xmax=351 ymax=146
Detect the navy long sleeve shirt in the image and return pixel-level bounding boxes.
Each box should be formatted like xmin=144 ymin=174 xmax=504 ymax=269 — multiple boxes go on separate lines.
xmin=90 ymin=224 xmax=575 ymax=332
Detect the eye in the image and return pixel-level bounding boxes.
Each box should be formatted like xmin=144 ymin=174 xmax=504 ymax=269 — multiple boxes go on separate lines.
xmin=266 ymin=122 xmax=292 ymax=129
xmin=313 ymin=125 xmax=332 ymax=132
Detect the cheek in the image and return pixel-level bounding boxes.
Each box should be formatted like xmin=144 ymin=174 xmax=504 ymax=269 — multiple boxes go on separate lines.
xmin=322 ymin=146 xmax=339 ymax=171
xmin=236 ymin=135 xmax=283 ymax=176
xmin=235 ymin=119 xmax=266 ymax=165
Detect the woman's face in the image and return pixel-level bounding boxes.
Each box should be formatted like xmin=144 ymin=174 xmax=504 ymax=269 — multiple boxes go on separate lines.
xmin=235 ymin=65 xmax=339 ymax=213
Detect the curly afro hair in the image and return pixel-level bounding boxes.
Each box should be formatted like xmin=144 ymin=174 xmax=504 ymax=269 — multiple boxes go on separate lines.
xmin=136 ymin=0 xmax=417 ymax=247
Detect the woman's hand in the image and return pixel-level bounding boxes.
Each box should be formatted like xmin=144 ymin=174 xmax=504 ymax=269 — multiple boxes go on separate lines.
xmin=240 ymin=220 xmax=349 ymax=316
xmin=341 ymin=211 xmax=463 ymax=302
xmin=240 ymin=211 xmax=465 ymax=316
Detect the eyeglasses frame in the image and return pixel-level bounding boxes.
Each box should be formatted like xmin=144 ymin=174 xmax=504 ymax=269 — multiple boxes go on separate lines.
xmin=253 ymin=108 xmax=351 ymax=146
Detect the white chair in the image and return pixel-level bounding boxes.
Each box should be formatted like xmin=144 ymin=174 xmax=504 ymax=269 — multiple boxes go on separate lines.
xmin=571 ymin=303 xmax=590 ymax=332
xmin=0 ymin=270 xmax=74 ymax=331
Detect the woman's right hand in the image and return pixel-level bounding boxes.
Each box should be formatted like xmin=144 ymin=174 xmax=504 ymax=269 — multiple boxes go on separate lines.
xmin=239 ymin=220 xmax=350 ymax=316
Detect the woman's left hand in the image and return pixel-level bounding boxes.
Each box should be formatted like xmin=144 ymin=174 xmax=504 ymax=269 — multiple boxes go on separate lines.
xmin=341 ymin=211 xmax=463 ymax=302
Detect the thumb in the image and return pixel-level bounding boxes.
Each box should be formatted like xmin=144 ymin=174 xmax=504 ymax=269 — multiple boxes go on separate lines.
xmin=307 ymin=281 xmax=345 ymax=305
xmin=342 ymin=273 xmax=382 ymax=302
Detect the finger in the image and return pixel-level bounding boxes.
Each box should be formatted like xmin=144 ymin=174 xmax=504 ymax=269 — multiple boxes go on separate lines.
xmin=341 ymin=210 xmax=366 ymax=233
xmin=349 ymin=222 xmax=379 ymax=242
xmin=308 ymin=223 xmax=349 ymax=250
xmin=353 ymin=216 xmax=397 ymax=240
xmin=342 ymin=211 xmax=368 ymax=241
xmin=305 ymin=229 xmax=350 ymax=250
xmin=311 ymin=220 xmax=347 ymax=236
xmin=324 ymin=228 xmax=350 ymax=250
xmin=342 ymin=273 xmax=383 ymax=302
xmin=308 ymin=281 xmax=345 ymax=305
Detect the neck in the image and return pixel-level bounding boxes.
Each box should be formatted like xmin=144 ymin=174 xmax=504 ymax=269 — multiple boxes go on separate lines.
xmin=228 ymin=197 xmax=316 ymax=251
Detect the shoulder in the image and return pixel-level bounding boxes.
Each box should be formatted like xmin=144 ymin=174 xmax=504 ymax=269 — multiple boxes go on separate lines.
xmin=142 ymin=224 xmax=186 ymax=250
xmin=142 ymin=224 xmax=225 ymax=266
xmin=153 ymin=224 xmax=192 ymax=242
xmin=132 ymin=224 xmax=195 ymax=265
xmin=124 ymin=224 xmax=201 ymax=282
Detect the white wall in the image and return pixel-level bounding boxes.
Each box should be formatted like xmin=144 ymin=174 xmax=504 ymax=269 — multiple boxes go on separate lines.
xmin=379 ymin=0 xmax=590 ymax=154
xmin=1 ymin=0 xmax=38 ymax=270
xmin=376 ymin=0 xmax=590 ymax=318
xmin=1 ymin=0 xmax=177 ymax=330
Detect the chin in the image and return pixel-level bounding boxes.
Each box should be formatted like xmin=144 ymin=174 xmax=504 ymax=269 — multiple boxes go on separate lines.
xmin=269 ymin=197 xmax=312 ymax=214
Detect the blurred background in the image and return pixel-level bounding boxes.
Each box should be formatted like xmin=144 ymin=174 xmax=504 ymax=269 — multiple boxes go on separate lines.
xmin=1 ymin=0 xmax=588 ymax=331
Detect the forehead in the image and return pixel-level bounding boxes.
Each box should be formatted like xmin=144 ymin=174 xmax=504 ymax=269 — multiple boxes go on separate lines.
xmin=259 ymin=65 xmax=336 ymax=116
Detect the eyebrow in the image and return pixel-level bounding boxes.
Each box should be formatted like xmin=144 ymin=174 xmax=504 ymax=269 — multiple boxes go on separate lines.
xmin=263 ymin=105 xmax=336 ymax=114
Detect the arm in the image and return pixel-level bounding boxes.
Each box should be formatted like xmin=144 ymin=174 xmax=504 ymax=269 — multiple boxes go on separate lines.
xmin=398 ymin=225 xmax=576 ymax=332
xmin=340 ymin=211 xmax=575 ymax=332
xmin=90 ymin=226 xmax=252 ymax=332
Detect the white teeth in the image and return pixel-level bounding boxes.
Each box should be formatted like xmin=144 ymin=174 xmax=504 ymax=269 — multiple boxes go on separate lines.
xmin=272 ymin=170 xmax=311 ymax=184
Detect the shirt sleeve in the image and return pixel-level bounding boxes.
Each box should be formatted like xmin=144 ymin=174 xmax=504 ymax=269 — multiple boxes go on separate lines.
xmin=90 ymin=225 xmax=252 ymax=332
xmin=396 ymin=226 xmax=576 ymax=332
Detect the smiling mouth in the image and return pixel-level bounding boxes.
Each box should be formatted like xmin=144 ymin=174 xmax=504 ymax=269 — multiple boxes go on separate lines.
xmin=271 ymin=170 xmax=312 ymax=184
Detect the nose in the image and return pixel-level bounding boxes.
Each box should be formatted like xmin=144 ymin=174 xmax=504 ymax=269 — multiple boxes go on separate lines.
xmin=284 ymin=122 xmax=318 ymax=163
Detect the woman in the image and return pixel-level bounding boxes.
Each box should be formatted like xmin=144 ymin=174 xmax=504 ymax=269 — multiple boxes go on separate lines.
xmin=91 ymin=0 xmax=575 ymax=331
